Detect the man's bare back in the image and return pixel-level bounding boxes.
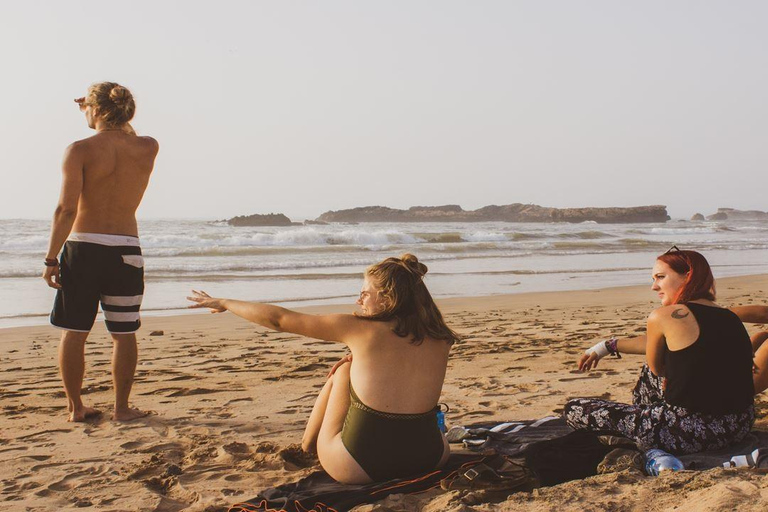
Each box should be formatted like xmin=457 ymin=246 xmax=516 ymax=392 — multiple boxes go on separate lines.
xmin=71 ymin=131 xmax=158 ymax=236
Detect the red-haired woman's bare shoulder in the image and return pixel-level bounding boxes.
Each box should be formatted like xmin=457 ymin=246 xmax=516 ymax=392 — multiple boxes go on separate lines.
xmin=649 ymin=304 xmax=692 ymax=323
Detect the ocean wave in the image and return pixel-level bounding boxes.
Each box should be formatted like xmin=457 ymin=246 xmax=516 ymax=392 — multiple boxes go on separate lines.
xmin=0 ymin=235 xmax=50 ymax=251
xmin=453 ymin=267 xmax=647 ymax=276
xmin=556 ymin=231 xmax=615 ymax=240
xmin=508 ymin=232 xmax=548 ymax=240
xmin=145 ymin=272 xmax=363 ymax=282
xmin=412 ymin=232 xmax=465 ymax=244
xmin=143 ymin=245 xmax=369 ymax=258
xmin=463 ymin=231 xmax=510 ymax=242
xmin=140 ymin=228 xmax=422 ymax=248
xmin=629 ymin=227 xmax=718 ymax=235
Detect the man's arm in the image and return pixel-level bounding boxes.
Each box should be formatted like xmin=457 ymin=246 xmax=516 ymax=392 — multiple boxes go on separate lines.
xmin=43 ymin=143 xmax=84 ymax=289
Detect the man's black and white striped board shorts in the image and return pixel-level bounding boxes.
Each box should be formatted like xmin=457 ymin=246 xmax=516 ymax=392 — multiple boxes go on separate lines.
xmin=50 ymin=233 xmax=144 ymax=334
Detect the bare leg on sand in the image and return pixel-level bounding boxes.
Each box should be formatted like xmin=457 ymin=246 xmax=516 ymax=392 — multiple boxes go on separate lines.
xmin=112 ymin=334 xmax=148 ymax=421
xmin=752 ymin=331 xmax=768 ymax=394
xmin=302 ymin=375 xmax=334 ymax=452
xmin=59 ymin=331 xmax=101 ymax=422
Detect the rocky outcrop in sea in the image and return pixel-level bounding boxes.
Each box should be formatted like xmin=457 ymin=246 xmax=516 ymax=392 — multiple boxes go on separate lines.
xmin=226 ymin=213 xmax=296 ymax=227
xmin=316 ymin=204 xmax=670 ymax=224
xmin=705 ymin=208 xmax=768 ymax=221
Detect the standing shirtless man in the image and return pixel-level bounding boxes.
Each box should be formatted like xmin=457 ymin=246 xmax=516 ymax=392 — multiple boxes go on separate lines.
xmin=43 ymin=82 xmax=159 ymax=422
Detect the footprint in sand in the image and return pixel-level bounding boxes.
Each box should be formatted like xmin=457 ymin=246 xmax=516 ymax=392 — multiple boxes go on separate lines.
xmin=277 ymin=405 xmax=307 ymax=415
xmin=558 ymin=373 xmax=602 ymax=382
xmin=225 ymin=397 xmax=253 ymax=406
xmin=164 ymin=375 xmax=196 ymax=382
xmin=15 ymin=454 xmax=53 ymax=462
xmin=291 ymin=363 xmax=328 ymax=373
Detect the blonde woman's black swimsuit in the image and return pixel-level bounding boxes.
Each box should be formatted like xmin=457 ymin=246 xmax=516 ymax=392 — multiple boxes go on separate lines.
xmin=341 ymin=384 xmax=445 ymax=481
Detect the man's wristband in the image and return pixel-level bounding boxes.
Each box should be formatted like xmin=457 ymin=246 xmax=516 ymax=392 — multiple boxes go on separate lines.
xmin=44 ymin=258 xmax=59 ymax=267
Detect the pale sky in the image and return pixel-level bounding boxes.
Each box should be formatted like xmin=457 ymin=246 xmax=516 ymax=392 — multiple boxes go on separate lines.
xmin=1 ymin=1 xmax=766 ymax=221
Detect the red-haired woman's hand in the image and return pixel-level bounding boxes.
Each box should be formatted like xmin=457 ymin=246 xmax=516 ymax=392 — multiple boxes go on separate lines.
xmin=578 ymin=352 xmax=600 ymax=372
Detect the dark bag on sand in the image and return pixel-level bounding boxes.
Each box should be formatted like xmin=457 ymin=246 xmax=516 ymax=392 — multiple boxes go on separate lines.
xmin=442 ymin=430 xmax=619 ymax=493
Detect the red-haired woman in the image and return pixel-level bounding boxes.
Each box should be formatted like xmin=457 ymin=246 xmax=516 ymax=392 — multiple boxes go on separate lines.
xmin=565 ymin=249 xmax=768 ymax=454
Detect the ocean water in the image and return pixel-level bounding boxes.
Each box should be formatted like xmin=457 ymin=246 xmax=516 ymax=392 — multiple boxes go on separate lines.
xmin=1 ymin=218 xmax=767 ymax=329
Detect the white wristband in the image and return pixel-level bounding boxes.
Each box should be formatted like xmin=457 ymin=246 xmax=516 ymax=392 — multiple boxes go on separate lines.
xmin=586 ymin=340 xmax=610 ymax=359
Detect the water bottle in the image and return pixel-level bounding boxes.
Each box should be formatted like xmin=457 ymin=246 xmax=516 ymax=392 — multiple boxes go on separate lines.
xmin=436 ymin=403 xmax=448 ymax=433
xmin=644 ymin=449 xmax=685 ymax=476
xmin=436 ymin=410 xmax=446 ymax=433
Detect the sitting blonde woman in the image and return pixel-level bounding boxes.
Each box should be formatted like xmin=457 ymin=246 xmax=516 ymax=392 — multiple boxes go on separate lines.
xmin=188 ymin=254 xmax=457 ymax=484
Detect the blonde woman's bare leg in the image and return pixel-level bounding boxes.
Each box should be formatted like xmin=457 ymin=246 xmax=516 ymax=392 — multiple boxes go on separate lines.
xmin=315 ymin=362 xmax=371 ymax=484
xmin=302 ymin=377 xmax=334 ymax=453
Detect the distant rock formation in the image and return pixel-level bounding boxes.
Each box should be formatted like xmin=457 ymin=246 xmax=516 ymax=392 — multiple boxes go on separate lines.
xmin=691 ymin=213 xmax=705 ymax=221
xmin=227 ymin=213 xmax=295 ymax=227
xmin=707 ymin=212 xmax=728 ymax=221
xmin=316 ymin=204 xmax=670 ymax=224
xmin=705 ymin=208 xmax=768 ymax=221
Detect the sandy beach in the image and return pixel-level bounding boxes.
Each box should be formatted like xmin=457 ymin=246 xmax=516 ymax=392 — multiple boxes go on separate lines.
xmin=2 ymin=275 xmax=767 ymax=512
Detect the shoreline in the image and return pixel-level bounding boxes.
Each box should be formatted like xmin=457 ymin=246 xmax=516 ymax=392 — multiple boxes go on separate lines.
xmin=3 ymin=272 xmax=767 ymax=333
xmin=2 ymin=274 xmax=767 ymax=511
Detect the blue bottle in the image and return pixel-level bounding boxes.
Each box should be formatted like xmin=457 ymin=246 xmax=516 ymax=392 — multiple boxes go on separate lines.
xmin=436 ymin=410 xmax=446 ymax=433
xmin=644 ymin=449 xmax=685 ymax=476
xmin=436 ymin=403 xmax=448 ymax=433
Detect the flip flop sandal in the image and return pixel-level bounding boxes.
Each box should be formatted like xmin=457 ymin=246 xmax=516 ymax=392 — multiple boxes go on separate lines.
xmin=440 ymin=458 xmax=539 ymax=493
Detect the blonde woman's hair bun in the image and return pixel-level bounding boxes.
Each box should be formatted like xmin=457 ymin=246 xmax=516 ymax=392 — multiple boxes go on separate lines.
xmin=400 ymin=253 xmax=428 ymax=278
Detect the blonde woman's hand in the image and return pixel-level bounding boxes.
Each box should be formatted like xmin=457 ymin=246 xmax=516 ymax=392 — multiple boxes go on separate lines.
xmin=327 ymin=354 xmax=353 ymax=378
xmin=187 ymin=290 xmax=227 ymax=313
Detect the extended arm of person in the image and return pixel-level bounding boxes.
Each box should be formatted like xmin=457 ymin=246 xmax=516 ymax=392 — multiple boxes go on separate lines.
xmin=187 ymin=290 xmax=363 ymax=344
xmin=43 ymin=143 xmax=84 ymax=289
xmin=729 ymin=305 xmax=768 ymax=324
xmin=578 ymin=335 xmax=647 ymax=371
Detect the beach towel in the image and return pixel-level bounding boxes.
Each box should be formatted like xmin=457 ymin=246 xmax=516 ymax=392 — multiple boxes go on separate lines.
xmin=228 ymin=417 xmax=608 ymax=512
xmin=227 ymin=453 xmax=483 ymax=512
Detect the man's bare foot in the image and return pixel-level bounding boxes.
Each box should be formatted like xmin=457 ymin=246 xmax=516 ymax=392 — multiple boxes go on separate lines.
xmin=69 ymin=406 xmax=102 ymax=422
xmin=112 ymin=407 xmax=149 ymax=422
